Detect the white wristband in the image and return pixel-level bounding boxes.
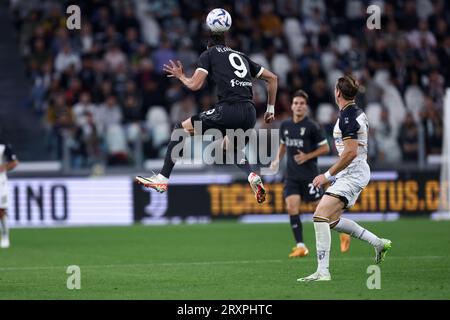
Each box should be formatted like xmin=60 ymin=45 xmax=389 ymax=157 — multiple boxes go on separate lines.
xmin=324 ymin=171 xmax=333 ymax=181
xmin=266 ymin=104 xmax=275 ymax=114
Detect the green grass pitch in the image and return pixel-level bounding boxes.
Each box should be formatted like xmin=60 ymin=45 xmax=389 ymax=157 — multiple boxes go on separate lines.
xmin=0 ymin=218 xmax=449 ymax=299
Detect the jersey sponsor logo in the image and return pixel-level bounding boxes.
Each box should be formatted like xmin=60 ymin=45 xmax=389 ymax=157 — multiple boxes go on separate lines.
xmin=230 ymin=79 xmax=252 ymax=87
xmin=284 ymin=137 xmax=304 ymax=148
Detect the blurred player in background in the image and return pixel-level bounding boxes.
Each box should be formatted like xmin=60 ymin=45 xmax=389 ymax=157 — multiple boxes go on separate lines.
xmin=270 ymin=90 xmax=350 ymax=258
xmin=298 ymin=75 xmax=391 ymax=282
xmin=0 ymin=138 xmax=19 ymax=248
xmin=136 ymin=28 xmax=278 ymax=204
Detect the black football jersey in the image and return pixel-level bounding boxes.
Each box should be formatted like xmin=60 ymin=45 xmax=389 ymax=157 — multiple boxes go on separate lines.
xmin=280 ymin=117 xmax=328 ymax=181
xmin=196 ymin=45 xmax=264 ymax=105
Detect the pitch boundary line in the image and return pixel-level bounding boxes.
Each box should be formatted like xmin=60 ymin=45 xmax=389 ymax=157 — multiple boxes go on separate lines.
xmin=0 ymin=255 xmax=445 ymax=272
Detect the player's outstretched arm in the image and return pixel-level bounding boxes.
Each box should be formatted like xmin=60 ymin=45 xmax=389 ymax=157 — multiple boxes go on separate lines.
xmin=259 ymin=69 xmax=278 ymax=123
xmin=163 ymin=60 xmax=207 ymax=91
xmin=312 ymin=139 xmax=357 ymax=187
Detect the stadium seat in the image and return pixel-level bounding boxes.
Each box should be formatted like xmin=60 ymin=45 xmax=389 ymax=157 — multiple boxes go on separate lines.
xmin=146 ymin=106 xmax=171 ymax=149
xmin=105 ymin=124 xmax=129 ymax=164
xmin=327 ymin=69 xmax=344 ymax=92
xmin=283 ymin=18 xmax=306 ymax=57
xmin=321 ymin=52 xmax=336 ymax=73
xmin=365 ymin=103 xmax=383 ymax=130
xmin=316 ymin=103 xmax=335 ymax=125
xmin=404 ymin=85 xmax=425 ymax=121
xmin=336 ymin=35 xmax=352 ymax=54
xmin=271 ymin=53 xmax=291 ymax=87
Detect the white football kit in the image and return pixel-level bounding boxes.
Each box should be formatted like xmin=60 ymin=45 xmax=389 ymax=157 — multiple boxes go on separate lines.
xmin=326 ymin=103 xmax=370 ymax=208
xmin=0 ymin=142 xmax=17 ymax=209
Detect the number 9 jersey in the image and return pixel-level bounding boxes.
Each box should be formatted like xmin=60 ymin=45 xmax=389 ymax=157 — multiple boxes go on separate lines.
xmin=196 ymin=45 xmax=264 ymax=105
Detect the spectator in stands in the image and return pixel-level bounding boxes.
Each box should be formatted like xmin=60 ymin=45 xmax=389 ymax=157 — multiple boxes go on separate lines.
xmin=45 ymin=93 xmax=74 ymax=159
xmin=12 ymin=0 xmax=447 ymax=166
xmin=72 ymin=92 xmax=97 ymax=128
xmin=421 ymin=96 xmax=443 ymax=155
xmin=96 ymin=95 xmax=123 ymax=137
xmin=170 ymin=94 xmax=197 ymax=125
xmin=122 ymin=95 xmax=143 ymax=147
xmin=398 ymin=112 xmax=419 ymax=161
xmin=54 ymin=44 xmax=81 ymax=73
xmin=103 ymin=43 xmax=127 ymax=72
xmin=28 ymin=38 xmax=51 ymax=74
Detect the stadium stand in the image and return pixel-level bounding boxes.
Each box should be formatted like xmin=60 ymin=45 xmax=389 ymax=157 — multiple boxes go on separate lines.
xmin=7 ymin=0 xmax=448 ymax=167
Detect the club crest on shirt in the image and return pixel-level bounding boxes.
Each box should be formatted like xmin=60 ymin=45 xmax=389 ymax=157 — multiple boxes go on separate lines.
xmin=344 ymin=117 xmax=349 ymax=124
xmin=284 ymin=129 xmax=289 ymax=136
xmin=300 ymin=127 xmax=306 ymax=136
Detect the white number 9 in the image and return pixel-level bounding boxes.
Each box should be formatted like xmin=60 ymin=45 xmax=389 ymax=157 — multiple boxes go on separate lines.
xmin=228 ymin=53 xmax=248 ymax=78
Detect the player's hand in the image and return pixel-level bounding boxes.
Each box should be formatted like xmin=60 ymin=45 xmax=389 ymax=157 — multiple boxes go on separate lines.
xmin=312 ymin=174 xmax=327 ymax=188
xmin=270 ymin=159 xmax=279 ymax=172
xmin=294 ymin=150 xmax=309 ymax=165
xmin=163 ymin=60 xmax=184 ymax=79
xmin=264 ymin=112 xmax=274 ymax=123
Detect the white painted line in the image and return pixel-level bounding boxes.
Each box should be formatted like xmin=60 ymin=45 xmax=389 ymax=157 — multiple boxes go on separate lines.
xmin=0 ymin=256 xmax=445 ymax=272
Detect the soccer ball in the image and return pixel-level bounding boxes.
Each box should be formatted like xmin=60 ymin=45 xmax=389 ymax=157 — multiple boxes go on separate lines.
xmin=206 ymin=8 xmax=232 ymax=33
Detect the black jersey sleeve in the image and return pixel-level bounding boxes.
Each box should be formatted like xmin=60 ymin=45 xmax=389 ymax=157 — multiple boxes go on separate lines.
xmin=243 ymin=55 xmax=264 ymax=78
xmin=311 ymin=123 xmax=328 ymax=147
xmin=196 ymin=50 xmax=211 ymax=74
xmin=279 ymin=122 xmax=286 ymax=144
xmin=339 ymin=111 xmax=360 ymax=140
xmin=4 ymin=144 xmax=17 ymax=162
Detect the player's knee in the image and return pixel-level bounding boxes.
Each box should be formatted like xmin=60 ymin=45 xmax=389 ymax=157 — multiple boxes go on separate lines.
xmin=312 ymin=203 xmax=331 ymax=222
xmin=0 ymin=209 xmax=6 ymax=217
xmin=286 ymin=203 xmax=299 ymax=215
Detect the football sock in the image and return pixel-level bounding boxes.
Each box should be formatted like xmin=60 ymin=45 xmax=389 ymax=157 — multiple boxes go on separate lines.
xmin=223 ymin=143 xmax=253 ymax=176
xmin=236 ymin=157 xmax=253 ymax=176
xmin=161 ymin=123 xmax=188 ymax=179
xmin=289 ymin=214 xmax=304 ymax=245
xmin=331 ymin=218 xmax=383 ymax=247
xmin=0 ymin=214 xmax=9 ymax=237
xmin=314 ymin=216 xmax=331 ymax=273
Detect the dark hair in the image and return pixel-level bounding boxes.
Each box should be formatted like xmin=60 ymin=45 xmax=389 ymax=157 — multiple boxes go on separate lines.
xmin=336 ymin=75 xmax=360 ymax=100
xmin=207 ymin=32 xmax=226 ymax=47
xmin=292 ymin=89 xmax=309 ymax=103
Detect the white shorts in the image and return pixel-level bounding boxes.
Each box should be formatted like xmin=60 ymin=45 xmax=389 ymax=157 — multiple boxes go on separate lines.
xmin=326 ymin=161 xmax=370 ymax=208
xmin=0 ymin=179 xmax=8 ymax=209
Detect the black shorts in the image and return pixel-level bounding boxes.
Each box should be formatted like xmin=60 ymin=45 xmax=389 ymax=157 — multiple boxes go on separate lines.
xmin=283 ymin=178 xmax=324 ymax=202
xmin=191 ymin=102 xmax=256 ymax=136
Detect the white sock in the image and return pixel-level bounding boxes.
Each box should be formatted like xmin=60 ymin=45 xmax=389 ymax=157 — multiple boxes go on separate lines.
xmin=0 ymin=215 xmax=9 ymax=237
xmin=332 ymin=218 xmax=382 ymax=247
xmin=296 ymin=242 xmax=305 ymax=248
xmin=314 ymin=222 xmax=331 ymax=273
xmin=157 ymin=174 xmax=169 ymax=183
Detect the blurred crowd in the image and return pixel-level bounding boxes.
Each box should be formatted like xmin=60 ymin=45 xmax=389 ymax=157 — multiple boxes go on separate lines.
xmin=10 ymin=0 xmax=449 ymax=167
